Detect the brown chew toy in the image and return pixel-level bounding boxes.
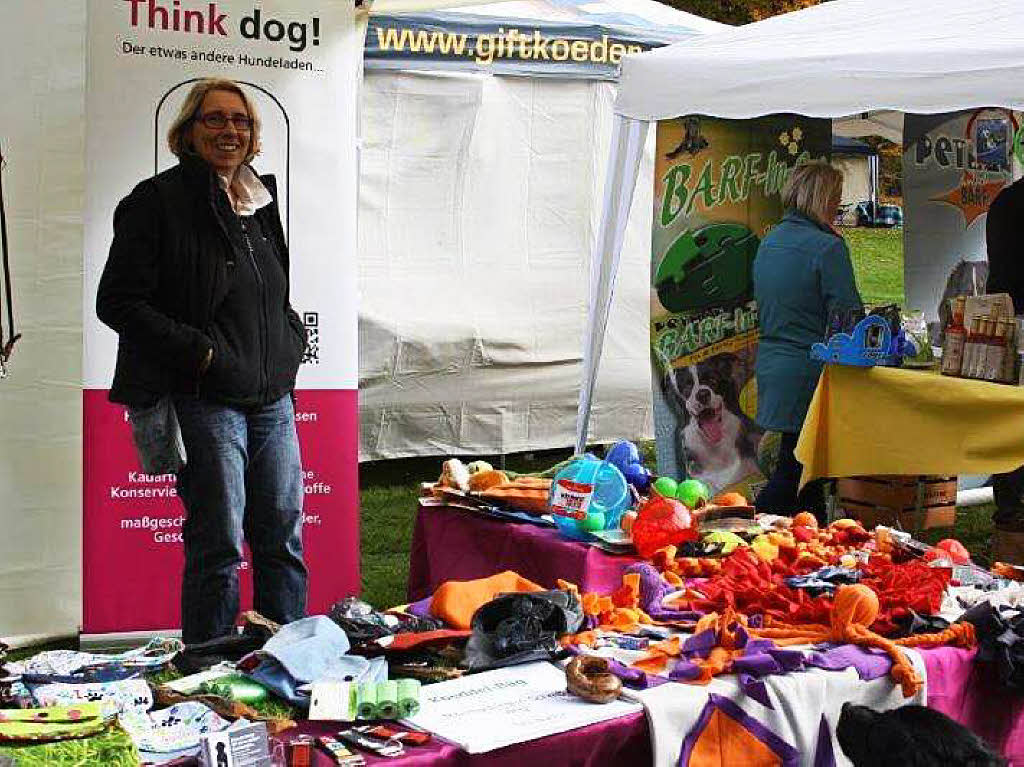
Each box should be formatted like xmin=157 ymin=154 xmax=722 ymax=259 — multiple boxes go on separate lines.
xmin=565 ymin=655 xmax=623 ymax=704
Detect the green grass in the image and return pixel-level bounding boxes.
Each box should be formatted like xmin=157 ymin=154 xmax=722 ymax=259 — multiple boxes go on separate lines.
xmin=842 ymin=226 xmax=906 ymax=307
xmin=0 ymin=726 xmax=140 ymax=767
xmin=919 ymin=503 xmax=997 ymax=566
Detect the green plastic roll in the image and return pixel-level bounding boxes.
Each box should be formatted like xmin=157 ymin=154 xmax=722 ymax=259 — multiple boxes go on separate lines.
xmin=397 ymin=678 xmax=420 ymax=718
xmin=376 ymin=680 xmax=399 ymax=719
xmin=357 ymin=682 xmax=378 ymax=720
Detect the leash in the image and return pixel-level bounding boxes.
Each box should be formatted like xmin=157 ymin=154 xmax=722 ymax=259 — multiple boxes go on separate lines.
xmin=0 ymin=144 xmax=21 ymax=377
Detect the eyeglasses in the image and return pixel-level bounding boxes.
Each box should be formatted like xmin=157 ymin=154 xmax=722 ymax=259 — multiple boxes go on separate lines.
xmin=195 ymin=112 xmax=253 ymax=131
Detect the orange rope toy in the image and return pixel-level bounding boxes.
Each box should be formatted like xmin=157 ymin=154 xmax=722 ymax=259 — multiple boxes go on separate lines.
xmin=750 ymin=583 xmax=975 ymax=697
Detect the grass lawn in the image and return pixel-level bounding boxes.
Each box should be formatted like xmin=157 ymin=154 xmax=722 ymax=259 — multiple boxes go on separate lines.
xmin=842 ymin=226 xmax=906 ymax=306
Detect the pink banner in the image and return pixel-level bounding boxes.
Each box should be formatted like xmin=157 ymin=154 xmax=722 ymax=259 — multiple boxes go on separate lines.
xmin=82 ymin=388 xmax=358 ymax=635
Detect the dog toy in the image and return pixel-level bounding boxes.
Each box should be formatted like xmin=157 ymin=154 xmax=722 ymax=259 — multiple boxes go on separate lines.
xmin=605 ymin=441 xmax=652 ymax=492
xmin=926 ymin=538 xmax=971 ymax=565
xmin=676 ymin=479 xmax=711 ymax=507
xmin=565 ymin=655 xmax=623 ymax=703
xmin=751 ymin=584 xmax=975 ymax=697
xmin=792 ymin=511 xmax=818 ymax=528
xmin=631 ymin=494 xmax=697 ymax=558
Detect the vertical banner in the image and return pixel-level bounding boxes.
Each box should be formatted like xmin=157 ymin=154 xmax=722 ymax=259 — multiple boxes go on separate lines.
xmin=903 ymin=109 xmax=1018 ymax=344
xmin=650 ymin=116 xmax=830 ymax=496
xmin=82 ymin=0 xmax=361 ymax=634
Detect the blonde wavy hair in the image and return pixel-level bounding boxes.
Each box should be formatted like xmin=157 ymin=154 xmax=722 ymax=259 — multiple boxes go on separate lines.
xmin=781 ymin=162 xmax=843 ymax=228
xmin=166 ymin=78 xmax=262 ymax=163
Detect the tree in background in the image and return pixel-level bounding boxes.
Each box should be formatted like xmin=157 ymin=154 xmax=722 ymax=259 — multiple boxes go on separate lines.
xmin=667 ymin=0 xmax=823 ymax=25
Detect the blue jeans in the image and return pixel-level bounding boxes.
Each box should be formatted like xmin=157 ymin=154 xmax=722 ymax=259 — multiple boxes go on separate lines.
xmin=173 ymin=394 xmax=307 ymax=644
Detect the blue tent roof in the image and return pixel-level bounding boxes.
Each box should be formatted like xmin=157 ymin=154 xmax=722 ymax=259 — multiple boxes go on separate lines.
xmin=832 ymin=136 xmax=878 ymax=156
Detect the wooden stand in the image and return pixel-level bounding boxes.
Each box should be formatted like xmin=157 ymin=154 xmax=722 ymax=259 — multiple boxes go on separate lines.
xmin=837 ymin=475 xmax=957 ymax=532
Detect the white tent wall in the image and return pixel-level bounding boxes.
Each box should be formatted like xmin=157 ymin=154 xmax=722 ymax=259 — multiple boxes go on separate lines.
xmin=358 ymin=70 xmax=654 ymax=460
xmin=831 ymin=155 xmax=870 ymax=209
xmin=1 ymin=2 xmax=85 ymax=640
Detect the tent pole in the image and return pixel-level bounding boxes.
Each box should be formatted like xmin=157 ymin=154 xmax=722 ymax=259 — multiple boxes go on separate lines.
xmin=575 ymin=115 xmax=649 ymax=455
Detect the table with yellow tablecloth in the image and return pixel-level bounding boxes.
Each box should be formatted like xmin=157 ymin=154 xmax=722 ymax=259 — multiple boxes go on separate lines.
xmin=795 ymin=365 xmax=1024 ymax=487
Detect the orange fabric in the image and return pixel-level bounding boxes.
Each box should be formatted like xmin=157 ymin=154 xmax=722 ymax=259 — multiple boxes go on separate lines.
xmin=749 ymin=584 xmax=975 ymax=698
xmin=663 ymin=571 xmax=684 ymax=588
xmin=630 ymin=610 xmax=751 ymax=684
xmin=561 ymin=630 xmax=599 ymax=648
xmin=428 ymin=570 xmax=545 ymax=629
xmin=612 ymin=572 xmax=642 ymax=608
xmin=687 ymin=709 xmax=782 ymax=767
xmin=633 ymin=636 xmax=682 ymax=674
xmin=478 ymin=478 xmax=553 ymax=514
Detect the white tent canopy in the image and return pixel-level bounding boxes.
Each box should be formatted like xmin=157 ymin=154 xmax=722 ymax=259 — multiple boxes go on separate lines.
xmin=576 ymin=0 xmax=1024 ymax=452
xmin=615 ymin=0 xmax=1024 ymax=121
xmin=359 ymin=0 xmax=724 ymax=460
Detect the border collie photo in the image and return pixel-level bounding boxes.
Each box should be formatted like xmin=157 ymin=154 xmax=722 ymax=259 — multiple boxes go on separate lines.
xmin=661 ymin=352 xmax=761 ymax=493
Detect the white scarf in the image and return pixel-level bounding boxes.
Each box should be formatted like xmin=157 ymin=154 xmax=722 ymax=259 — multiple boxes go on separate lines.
xmin=217 ymin=164 xmax=273 ymax=216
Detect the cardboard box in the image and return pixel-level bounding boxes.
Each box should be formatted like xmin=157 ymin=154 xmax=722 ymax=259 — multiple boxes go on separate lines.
xmin=837 ymin=475 xmax=957 ymax=530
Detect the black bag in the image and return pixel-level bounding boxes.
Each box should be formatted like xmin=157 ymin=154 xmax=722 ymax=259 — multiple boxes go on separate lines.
xmin=463 ymin=590 xmax=584 ymax=672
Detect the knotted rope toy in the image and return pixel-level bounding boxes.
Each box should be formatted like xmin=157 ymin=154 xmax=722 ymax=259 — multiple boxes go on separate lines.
xmin=751 ymin=584 xmax=975 ymax=697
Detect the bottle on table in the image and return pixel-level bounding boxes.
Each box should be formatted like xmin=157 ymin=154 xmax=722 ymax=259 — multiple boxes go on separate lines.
xmin=983 ymin=319 xmax=1009 ymax=382
xmin=961 ymin=316 xmax=984 ymax=379
xmin=983 ymin=319 xmax=1015 ymax=380
xmin=940 ymin=296 xmax=967 ymax=376
xmin=970 ymin=318 xmax=995 ymax=378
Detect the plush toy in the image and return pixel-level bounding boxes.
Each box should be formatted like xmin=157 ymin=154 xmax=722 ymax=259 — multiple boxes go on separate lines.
xmin=438 ymin=459 xmax=471 ymax=492
xmin=631 ymin=495 xmax=697 ymax=559
xmin=606 ymin=441 xmax=652 ymax=492
xmin=468 ymin=469 xmax=509 ymax=492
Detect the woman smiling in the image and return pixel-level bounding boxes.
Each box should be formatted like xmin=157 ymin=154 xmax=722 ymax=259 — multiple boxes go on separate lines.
xmin=97 ymin=78 xmax=308 ymax=643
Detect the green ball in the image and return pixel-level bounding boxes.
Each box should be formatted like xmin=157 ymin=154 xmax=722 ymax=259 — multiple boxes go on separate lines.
xmin=675 ymin=478 xmax=710 ymax=507
xmin=652 ymin=477 xmax=678 ymax=498
xmin=580 ymin=511 xmax=606 ymax=532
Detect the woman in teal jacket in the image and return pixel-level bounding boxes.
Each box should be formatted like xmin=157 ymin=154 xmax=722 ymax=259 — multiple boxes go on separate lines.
xmin=753 ymin=163 xmax=863 ymax=516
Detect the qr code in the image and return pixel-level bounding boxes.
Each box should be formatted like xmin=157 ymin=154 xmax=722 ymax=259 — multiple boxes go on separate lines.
xmin=302 ymin=311 xmax=319 ymax=364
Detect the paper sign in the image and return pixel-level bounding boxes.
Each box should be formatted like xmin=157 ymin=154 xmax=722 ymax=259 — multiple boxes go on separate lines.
xmin=402 ymin=661 xmax=641 ymax=753
xmin=200 ymin=722 xmax=271 ymax=767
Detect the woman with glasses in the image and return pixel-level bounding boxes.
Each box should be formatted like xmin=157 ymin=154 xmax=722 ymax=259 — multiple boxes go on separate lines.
xmin=97 ymin=78 xmax=308 ymax=644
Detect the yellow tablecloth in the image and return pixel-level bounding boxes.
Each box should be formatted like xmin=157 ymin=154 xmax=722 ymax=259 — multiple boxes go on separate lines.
xmin=795 ymin=365 xmax=1024 ymax=487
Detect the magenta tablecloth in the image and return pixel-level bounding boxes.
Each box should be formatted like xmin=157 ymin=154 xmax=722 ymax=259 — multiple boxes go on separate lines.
xmin=274 ymin=711 xmax=651 ymax=766
xmin=922 ymin=646 xmax=1024 ymax=765
xmin=272 ymin=651 xmax=1024 ymax=765
xmin=406 ymin=503 xmax=640 ymax=602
